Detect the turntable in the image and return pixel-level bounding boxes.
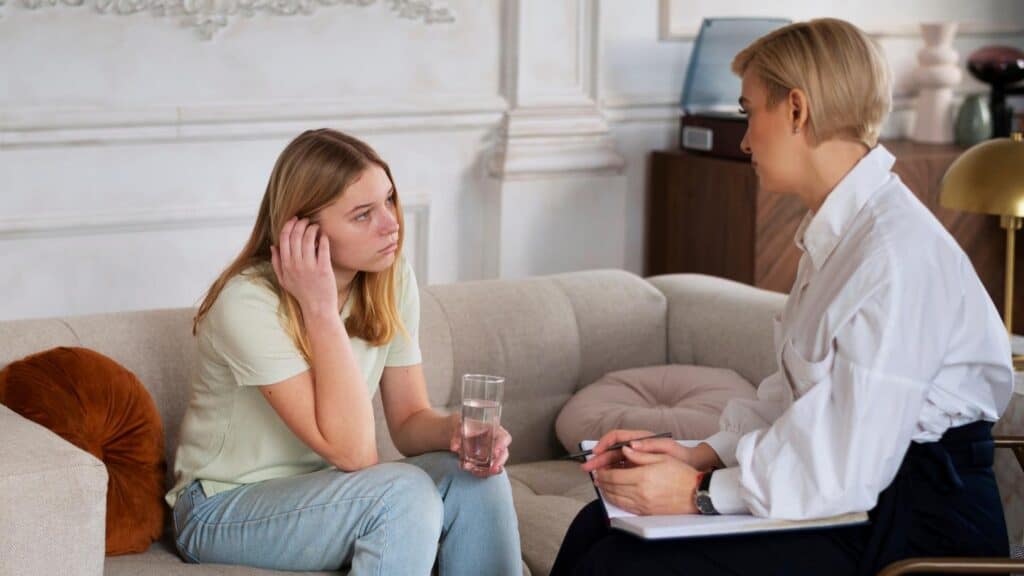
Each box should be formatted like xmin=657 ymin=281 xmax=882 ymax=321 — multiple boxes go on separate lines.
xmin=679 ymin=18 xmax=789 ymax=161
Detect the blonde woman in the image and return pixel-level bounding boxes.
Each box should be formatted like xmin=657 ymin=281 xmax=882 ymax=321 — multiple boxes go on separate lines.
xmin=166 ymin=129 xmax=521 ymax=575
xmin=552 ymin=19 xmax=1011 ymax=575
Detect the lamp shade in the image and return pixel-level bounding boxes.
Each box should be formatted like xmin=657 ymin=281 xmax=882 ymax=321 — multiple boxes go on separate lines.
xmin=940 ymin=134 xmax=1024 ymax=217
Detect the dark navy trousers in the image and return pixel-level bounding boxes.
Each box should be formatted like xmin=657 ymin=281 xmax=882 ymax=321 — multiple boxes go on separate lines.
xmin=550 ymin=421 xmax=1008 ymax=576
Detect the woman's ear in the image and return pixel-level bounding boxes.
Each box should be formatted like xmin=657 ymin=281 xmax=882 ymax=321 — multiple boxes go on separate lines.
xmin=788 ymin=88 xmax=809 ymax=134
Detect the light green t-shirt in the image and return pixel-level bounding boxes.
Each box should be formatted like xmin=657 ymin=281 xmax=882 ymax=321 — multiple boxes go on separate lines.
xmin=165 ymin=257 xmax=421 ymax=507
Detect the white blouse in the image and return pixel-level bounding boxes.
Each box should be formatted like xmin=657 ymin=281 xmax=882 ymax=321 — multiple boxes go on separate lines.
xmin=703 ymin=145 xmax=1014 ymax=520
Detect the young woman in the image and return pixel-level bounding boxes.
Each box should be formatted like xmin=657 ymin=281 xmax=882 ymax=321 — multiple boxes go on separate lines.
xmin=166 ymin=129 xmax=522 ymax=575
xmin=552 ymin=18 xmax=1012 ymax=576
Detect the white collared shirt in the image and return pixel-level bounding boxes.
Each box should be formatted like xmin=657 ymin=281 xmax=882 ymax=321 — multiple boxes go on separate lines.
xmin=703 ymin=145 xmax=1014 ymax=519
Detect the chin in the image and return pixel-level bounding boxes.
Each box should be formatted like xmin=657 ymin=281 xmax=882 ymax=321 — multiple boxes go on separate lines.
xmin=363 ymin=252 xmax=397 ymax=273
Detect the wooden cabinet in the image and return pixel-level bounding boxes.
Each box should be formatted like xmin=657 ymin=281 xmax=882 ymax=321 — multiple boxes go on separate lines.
xmin=646 ymin=140 xmax=1019 ymax=325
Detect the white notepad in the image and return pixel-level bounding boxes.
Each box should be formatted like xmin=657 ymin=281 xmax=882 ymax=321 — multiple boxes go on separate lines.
xmin=580 ymin=440 xmax=869 ymax=540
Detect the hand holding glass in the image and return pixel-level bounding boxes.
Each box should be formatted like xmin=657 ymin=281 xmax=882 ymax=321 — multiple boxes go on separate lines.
xmin=460 ymin=374 xmax=504 ymax=472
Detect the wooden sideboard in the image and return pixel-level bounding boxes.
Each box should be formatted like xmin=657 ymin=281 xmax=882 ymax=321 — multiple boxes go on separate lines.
xmin=646 ymin=140 xmax=1020 ymax=327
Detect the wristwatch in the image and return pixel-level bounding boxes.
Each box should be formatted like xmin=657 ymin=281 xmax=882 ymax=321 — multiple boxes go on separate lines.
xmin=694 ymin=469 xmax=719 ymax=515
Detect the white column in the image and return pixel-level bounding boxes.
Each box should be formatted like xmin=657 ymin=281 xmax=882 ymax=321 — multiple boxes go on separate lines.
xmin=484 ymin=0 xmax=627 ymax=278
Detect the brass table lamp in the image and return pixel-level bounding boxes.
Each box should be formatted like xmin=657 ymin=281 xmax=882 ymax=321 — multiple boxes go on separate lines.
xmin=940 ymin=132 xmax=1024 ymax=366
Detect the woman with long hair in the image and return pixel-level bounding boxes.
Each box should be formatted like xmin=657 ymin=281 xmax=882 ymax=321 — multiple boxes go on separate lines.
xmin=166 ymin=129 xmax=521 ymax=575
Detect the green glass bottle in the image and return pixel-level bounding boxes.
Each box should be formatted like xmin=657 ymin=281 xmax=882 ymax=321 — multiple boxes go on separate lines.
xmin=955 ymin=93 xmax=993 ymax=147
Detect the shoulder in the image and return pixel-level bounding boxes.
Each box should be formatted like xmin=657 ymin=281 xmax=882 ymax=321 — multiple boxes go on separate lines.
xmin=204 ymin=266 xmax=282 ymax=332
xmin=394 ymin=255 xmax=419 ymax=301
xmin=845 ymin=177 xmax=968 ymax=304
xmin=865 ymin=178 xmax=962 ymax=265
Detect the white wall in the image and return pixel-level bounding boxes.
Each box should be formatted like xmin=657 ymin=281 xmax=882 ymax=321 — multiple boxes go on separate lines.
xmin=2 ymin=0 xmax=1023 ymax=320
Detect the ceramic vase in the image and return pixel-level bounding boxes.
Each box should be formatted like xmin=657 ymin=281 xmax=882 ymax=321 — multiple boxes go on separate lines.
xmin=955 ymin=93 xmax=993 ymax=147
xmin=911 ymin=22 xmax=962 ymax=144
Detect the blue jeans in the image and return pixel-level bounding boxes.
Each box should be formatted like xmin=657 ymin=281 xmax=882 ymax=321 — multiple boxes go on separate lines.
xmin=172 ymin=451 xmax=521 ymax=575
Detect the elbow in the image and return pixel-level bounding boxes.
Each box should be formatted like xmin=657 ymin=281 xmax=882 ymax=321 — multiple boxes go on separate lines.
xmin=328 ymin=444 xmax=379 ymax=472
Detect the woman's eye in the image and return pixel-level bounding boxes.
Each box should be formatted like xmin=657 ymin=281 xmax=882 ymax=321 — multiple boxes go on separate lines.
xmin=386 ymin=194 xmax=395 ymax=205
xmin=738 ymin=107 xmax=748 ymax=116
xmin=355 ymin=210 xmax=371 ymax=222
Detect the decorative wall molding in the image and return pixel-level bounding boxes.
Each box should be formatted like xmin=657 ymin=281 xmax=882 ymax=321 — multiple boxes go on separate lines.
xmin=0 ymin=197 xmax=428 ymax=239
xmin=0 ymin=96 xmax=507 ymax=149
xmin=864 ymin=22 xmax=1024 ymax=39
xmin=513 ymin=1 xmax=597 ymax=110
xmin=658 ymin=0 xmax=1024 ymax=41
xmin=599 ymin=89 xmax=978 ymax=130
xmin=0 ymin=200 xmax=431 ymax=283
xmin=663 ymin=20 xmax=1024 ymax=41
xmin=490 ymin=0 xmax=623 ymax=180
xmin=2 ymin=0 xmax=454 ymax=40
xmin=602 ymin=94 xmax=680 ymax=124
xmin=0 ymin=203 xmax=257 ymax=239
xmin=404 ymin=202 xmax=430 ymax=285
xmin=488 ymin=128 xmax=624 ymax=179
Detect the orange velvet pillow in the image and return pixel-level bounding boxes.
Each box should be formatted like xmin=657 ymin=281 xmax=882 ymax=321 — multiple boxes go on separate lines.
xmin=0 ymin=347 xmax=166 ymax=555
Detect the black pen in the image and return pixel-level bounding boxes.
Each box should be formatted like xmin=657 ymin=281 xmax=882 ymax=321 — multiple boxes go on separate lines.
xmin=562 ymin=432 xmax=673 ymax=460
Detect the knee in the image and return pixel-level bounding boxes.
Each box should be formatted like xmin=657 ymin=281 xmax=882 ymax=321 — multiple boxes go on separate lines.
xmin=450 ymin=467 xmax=514 ymax=507
xmin=443 ymin=461 xmax=517 ymax=527
xmin=379 ymin=463 xmax=444 ymax=535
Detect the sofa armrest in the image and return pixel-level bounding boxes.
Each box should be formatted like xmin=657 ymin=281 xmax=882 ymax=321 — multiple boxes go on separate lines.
xmin=0 ymin=404 xmax=107 ymax=576
xmin=648 ymin=274 xmax=785 ymax=387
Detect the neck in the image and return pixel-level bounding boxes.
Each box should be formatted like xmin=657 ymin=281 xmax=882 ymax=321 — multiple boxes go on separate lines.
xmin=797 ymin=139 xmax=870 ymax=212
xmin=334 ymin=267 xmax=358 ymax=311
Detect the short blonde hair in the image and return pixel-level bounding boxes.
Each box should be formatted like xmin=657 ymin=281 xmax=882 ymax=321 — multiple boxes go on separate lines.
xmin=732 ymin=18 xmax=892 ymax=148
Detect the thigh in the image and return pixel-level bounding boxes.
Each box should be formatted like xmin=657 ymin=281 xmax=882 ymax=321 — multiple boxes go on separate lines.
xmin=908 ymin=465 xmax=1009 ymax=558
xmin=575 ymin=524 xmax=870 ymax=576
xmin=175 ymin=463 xmax=434 ymax=571
xmin=400 ymin=450 xmax=462 ymax=486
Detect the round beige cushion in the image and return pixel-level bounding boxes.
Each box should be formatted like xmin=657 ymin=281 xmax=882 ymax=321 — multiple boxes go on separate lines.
xmin=555 ymin=364 xmax=758 ymax=453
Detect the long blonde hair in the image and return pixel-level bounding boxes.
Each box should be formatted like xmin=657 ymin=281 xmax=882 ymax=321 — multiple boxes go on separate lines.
xmin=732 ymin=18 xmax=892 ymax=148
xmin=193 ymin=128 xmax=406 ymax=359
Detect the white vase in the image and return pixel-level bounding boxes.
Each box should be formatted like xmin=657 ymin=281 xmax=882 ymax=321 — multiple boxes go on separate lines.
xmin=911 ymin=22 xmax=962 ymax=144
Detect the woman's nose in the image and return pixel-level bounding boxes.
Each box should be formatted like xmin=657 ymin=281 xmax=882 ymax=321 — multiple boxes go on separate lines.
xmin=740 ymin=132 xmax=752 ymax=155
xmin=379 ymin=208 xmax=399 ymax=235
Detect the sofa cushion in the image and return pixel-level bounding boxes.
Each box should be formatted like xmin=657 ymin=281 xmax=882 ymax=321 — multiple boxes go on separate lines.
xmin=0 ymin=347 xmax=166 ymax=555
xmin=104 ymin=536 xmax=338 ymax=576
xmin=507 ymin=460 xmax=592 ymax=576
xmin=554 ymin=365 xmax=757 ymax=453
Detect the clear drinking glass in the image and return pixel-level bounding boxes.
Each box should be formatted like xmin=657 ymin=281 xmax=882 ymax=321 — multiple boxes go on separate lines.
xmin=460 ymin=374 xmax=504 ymax=472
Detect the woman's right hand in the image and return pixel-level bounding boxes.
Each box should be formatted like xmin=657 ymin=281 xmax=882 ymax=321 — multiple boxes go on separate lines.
xmin=582 ymin=429 xmax=659 ymax=472
xmin=581 ymin=428 xmax=722 ymax=472
xmin=271 ymin=217 xmax=338 ymax=318
xmin=627 ymin=438 xmax=723 ymax=472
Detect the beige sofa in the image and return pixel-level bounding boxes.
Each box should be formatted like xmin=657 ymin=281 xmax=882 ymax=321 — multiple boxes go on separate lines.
xmin=2 ymin=270 xmax=1020 ymax=576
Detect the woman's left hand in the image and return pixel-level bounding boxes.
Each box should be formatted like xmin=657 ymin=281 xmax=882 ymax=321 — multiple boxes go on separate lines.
xmin=595 ymin=446 xmax=700 ymax=515
xmin=449 ymin=414 xmax=512 ymax=478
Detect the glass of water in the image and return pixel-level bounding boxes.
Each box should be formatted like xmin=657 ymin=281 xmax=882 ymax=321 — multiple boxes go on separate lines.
xmin=460 ymin=374 xmax=504 ymax=472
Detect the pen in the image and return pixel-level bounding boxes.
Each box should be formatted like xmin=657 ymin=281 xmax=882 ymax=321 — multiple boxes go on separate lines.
xmin=561 ymin=431 xmax=674 ymax=460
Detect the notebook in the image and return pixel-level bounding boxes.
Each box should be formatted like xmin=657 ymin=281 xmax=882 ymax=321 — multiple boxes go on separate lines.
xmin=580 ymin=440 xmax=869 ymax=540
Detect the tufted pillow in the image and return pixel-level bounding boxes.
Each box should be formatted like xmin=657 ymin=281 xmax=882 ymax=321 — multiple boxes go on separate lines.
xmin=0 ymin=347 xmax=166 ymax=555
xmin=555 ymin=364 xmax=758 ymax=453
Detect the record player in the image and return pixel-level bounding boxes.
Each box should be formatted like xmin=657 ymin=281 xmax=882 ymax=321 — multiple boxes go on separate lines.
xmin=679 ymin=18 xmax=789 ymax=162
